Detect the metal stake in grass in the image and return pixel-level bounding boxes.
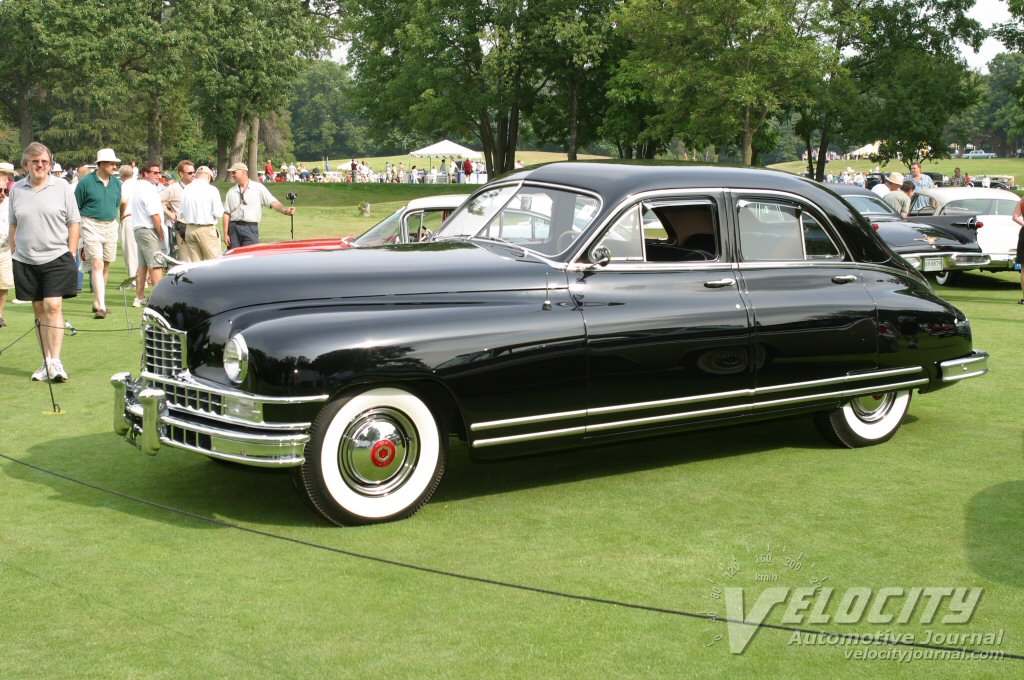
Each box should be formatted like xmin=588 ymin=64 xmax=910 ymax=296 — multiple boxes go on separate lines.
xmin=34 ymin=319 xmax=62 ymax=414
xmin=287 ymin=191 xmax=297 ymax=239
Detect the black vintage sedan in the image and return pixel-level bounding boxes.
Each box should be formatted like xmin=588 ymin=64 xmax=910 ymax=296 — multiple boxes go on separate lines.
xmin=831 ymin=184 xmax=990 ymax=283
xmin=112 ymin=164 xmax=989 ymax=525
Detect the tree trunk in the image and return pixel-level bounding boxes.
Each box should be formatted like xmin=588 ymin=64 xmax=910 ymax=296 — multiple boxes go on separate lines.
xmin=248 ymin=116 xmax=260 ymax=175
xmin=230 ymin=114 xmax=248 ymax=168
xmin=567 ymin=75 xmax=579 ymax=162
xmin=17 ymin=84 xmax=32 ymax=148
xmin=147 ymin=89 xmax=163 ymax=168
xmin=216 ymin=137 xmax=229 ymax=182
xmin=815 ymin=130 xmax=830 ymax=182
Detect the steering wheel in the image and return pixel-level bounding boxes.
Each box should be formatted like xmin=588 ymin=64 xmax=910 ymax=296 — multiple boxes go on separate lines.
xmin=556 ymin=231 xmax=576 ymax=252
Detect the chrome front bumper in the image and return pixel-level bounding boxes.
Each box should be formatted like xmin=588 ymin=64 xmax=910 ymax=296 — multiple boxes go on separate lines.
xmin=112 ymin=372 xmax=326 ymax=467
xmin=939 ymin=351 xmax=989 ymax=383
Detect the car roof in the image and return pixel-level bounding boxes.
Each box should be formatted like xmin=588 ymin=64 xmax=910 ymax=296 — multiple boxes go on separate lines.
xmin=916 ymin=186 xmax=1020 ymax=201
xmin=830 ymin=184 xmax=881 ymax=198
xmin=405 ymin=194 xmax=471 ymax=210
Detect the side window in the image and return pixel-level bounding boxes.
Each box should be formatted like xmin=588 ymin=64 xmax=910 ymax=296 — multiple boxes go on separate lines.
xmin=595 ymin=206 xmax=644 ymax=261
xmin=738 ymin=199 xmax=841 ymax=261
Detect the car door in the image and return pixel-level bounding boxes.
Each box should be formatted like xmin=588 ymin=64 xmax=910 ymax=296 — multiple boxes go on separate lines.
xmin=571 ymin=194 xmax=754 ymax=440
xmin=731 ymin=194 xmax=879 ymax=415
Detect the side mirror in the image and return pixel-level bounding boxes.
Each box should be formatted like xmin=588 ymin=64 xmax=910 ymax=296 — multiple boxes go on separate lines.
xmin=589 ymin=245 xmax=612 ymax=268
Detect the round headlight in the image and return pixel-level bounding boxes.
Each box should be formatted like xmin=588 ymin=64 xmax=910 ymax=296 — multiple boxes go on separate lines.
xmin=223 ymin=334 xmax=249 ymax=384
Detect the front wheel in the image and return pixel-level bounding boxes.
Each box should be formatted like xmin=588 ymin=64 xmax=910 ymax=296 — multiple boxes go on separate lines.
xmin=933 ymin=270 xmax=961 ymax=287
xmin=814 ymin=390 xmax=912 ymax=448
xmin=295 ymin=387 xmax=446 ymax=525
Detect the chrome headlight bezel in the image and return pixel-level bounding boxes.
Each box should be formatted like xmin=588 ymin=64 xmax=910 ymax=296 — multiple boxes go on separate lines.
xmin=223 ymin=334 xmax=249 ymax=384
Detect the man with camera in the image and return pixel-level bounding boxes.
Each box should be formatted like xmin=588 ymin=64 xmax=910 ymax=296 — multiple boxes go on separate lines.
xmin=222 ymin=162 xmax=295 ymax=249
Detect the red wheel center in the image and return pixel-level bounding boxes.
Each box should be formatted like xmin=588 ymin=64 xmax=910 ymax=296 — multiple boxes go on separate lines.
xmin=370 ymin=440 xmax=397 ymax=467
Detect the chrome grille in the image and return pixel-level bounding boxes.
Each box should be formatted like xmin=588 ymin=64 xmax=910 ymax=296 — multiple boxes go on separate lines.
xmin=159 ymin=380 xmax=224 ymax=415
xmin=143 ymin=322 xmax=184 ymax=376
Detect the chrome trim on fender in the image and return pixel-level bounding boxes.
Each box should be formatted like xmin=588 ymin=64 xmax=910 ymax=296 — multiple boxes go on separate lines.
xmin=939 ymin=351 xmax=989 ymax=383
xmin=141 ymin=371 xmax=329 ymax=405
xmin=472 ymin=408 xmax=588 ymax=432
xmin=472 ymin=426 xmax=588 ymax=448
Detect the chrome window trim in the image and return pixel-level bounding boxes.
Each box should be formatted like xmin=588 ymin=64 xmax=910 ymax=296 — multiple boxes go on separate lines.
xmin=567 ymin=188 xmax=730 ymax=271
xmin=734 ymin=194 xmax=845 ymax=263
xmin=469 ymin=367 xmax=926 ymax=444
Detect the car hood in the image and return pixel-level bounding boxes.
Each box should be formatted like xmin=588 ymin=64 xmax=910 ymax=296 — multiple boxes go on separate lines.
xmin=149 ymin=241 xmax=556 ymax=331
xmin=871 ymin=218 xmax=979 ymax=252
xmin=226 ymin=237 xmax=354 ymax=256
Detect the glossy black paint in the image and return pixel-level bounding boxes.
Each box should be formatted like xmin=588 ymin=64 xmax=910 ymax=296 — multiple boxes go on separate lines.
xmin=144 ymin=163 xmax=978 ymax=459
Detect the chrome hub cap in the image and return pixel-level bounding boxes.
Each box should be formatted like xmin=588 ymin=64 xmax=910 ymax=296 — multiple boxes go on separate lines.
xmin=338 ymin=408 xmax=419 ymax=496
xmin=850 ymin=392 xmax=895 ymax=423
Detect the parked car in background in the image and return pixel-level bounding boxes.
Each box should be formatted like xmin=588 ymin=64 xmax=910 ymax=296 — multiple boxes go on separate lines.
xmin=226 ymin=194 xmax=470 ymax=256
xmin=962 ymin=149 xmax=997 ymax=159
xmin=832 ymin=185 xmax=989 ymax=279
xmin=112 ymin=164 xmax=988 ymax=525
xmin=908 ymin=186 xmax=1021 ymax=285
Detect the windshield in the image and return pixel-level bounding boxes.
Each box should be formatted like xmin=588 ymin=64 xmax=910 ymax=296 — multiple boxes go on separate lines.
xmin=353 ymin=209 xmax=404 ymax=246
xmin=941 ymin=198 xmax=1019 ymax=216
xmin=845 ymin=194 xmax=898 ymax=218
xmin=435 ymin=183 xmax=601 ymax=257
xmin=433 ymin=185 xmax=519 ymax=240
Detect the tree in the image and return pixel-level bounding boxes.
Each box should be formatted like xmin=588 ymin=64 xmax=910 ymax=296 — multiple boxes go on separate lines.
xmin=529 ymin=0 xmax=614 ymax=160
xmin=618 ymin=0 xmax=827 ymax=166
xmin=343 ymin=0 xmax=547 ymax=176
xmin=290 ymin=60 xmax=371 ymax=160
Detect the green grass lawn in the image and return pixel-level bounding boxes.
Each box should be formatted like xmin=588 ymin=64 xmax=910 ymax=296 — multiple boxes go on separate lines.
xmin=1 ymin=184 xmax=1022 ymax=677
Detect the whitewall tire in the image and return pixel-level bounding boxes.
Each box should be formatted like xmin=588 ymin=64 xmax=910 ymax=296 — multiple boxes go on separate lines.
xmin=296 ymin=387 xmax=446 ymax=525
xmin=814 ymin=390 xmax=912 ymax=448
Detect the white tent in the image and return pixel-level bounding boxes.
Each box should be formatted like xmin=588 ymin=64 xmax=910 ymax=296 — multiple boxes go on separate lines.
xmin=410 ymin=140 xmax=483 ymax=160
xmin=849 ymin=142 xmax=879 ymax=158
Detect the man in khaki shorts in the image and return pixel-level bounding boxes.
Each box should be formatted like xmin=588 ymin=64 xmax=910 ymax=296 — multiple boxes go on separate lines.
xmin=180 ymin=166 xmax=223 ymax=261
xmin=74 ymin=148 xmax=122 ymax=318
xmin=131 ymin=162 xmax=166 ymax=307
xmin=0 ymin=162 xmax=16 ymax=327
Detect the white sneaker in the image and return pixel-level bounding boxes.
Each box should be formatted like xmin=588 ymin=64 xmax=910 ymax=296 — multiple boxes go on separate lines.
xmin=48 ymin=359 xmax=68 ymax=382
xmin=31 ymin=362 xmax=49 ymax=381
xmin=132 ymin=297 xmax=146 ymax=308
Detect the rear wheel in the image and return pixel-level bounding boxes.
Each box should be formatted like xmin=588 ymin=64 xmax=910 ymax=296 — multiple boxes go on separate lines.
xmin=933 ymin=270 xmax=961 ymax=287
xmin=295 ymin=387 xmax=446 ymax=525
xmin=814 ymin=390 xmax=912 ymax=448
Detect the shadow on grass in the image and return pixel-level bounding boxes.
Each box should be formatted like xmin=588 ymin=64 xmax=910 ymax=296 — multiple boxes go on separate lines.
xmin=4 ymin=414 xmax=839 ymax=528
xmin=6 ymin=433 xmax=318 ymax=528
xmin=965 ymin=480 xmax=1024 ymax=589
xmin=435 ymin=414 xmax=832 ymax=504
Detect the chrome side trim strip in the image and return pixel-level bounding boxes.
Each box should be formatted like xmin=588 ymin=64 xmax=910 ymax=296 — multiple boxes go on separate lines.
xmin=472 ymin=408 xmax=589 ymax=432
xmin=472 ymin=425 xmax=587 ymax=448
xmin=469 ymin=375 xmax=929 ymax=447
xmin=156 ymin=436 xmax=304 ymax=467
xmin=470 ymin=366 xmax=923 ymax=431
xmin=126 ymin=403 xmax=310 ymax=444
xmin=585 ymin=378 xmax=928 ymax=435
xmin=142 ymin=371 xmax=329 ymax=404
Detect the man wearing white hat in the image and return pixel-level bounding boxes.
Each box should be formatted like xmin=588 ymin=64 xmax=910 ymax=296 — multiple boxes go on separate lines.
xmin=0 ymin=161 xmax=16 ymax=328
xmin=74 ymin=148 xmax=123 ymax=318
xmin=871 ymin=171 xmax=904 ymax=198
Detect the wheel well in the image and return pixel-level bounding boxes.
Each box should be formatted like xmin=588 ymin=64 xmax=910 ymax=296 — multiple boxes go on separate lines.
xmin=327 ymin=378 xmax=468 ymax=442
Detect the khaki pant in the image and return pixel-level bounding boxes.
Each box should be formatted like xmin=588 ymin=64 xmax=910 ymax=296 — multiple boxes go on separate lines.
xmin=183 ymin=224 xmax=222 ymax=261
xmin=119 ymin=216 xmax=139 ymax=277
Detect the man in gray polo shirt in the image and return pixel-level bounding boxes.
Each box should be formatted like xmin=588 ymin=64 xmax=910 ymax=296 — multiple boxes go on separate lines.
xmin=222 ymin=162 xmax=295 ymax=248
xmin=8 ymin=142 xmax=81 ymax=382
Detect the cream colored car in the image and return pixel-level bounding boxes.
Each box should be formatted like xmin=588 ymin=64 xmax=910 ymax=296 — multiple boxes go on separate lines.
xmin=909 ymin=187 xmax=1020 ymax=285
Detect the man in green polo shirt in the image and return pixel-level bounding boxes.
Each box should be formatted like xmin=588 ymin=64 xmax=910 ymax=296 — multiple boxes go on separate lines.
xmin=74 ymin=148 xmax=123 ymax=318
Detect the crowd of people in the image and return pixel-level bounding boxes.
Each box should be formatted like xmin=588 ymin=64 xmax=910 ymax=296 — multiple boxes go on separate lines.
xmin=0 ymin=144 xmax=294 ymax=382
xmin=256 ymin=157 xmax=510 ymax=184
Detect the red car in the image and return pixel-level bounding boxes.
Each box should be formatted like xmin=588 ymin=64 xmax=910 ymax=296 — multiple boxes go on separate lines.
xmin=227 ymin=194 xmax=469 ymax=256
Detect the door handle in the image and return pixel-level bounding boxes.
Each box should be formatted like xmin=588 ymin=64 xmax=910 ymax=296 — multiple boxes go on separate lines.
xmin=831 ymin=275 xmax=858 ymax=284
xmin=703 ymin=278 xmax=736 ymax=288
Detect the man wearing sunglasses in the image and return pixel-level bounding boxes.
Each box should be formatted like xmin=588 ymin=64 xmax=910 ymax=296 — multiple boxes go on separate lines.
xmin=160 ymin=160 xmax=194 ymax=260
xmin=74 ymin=148 xmax=123 ymax=319
xmin=222 ymin=162 xmax=295 ymax=249
xmin=0 ymin=162 xmax=16 ymax=329
xmin=7 ymin=143 xmax=81 ymax=382
xmin=130 ymin=163 xmax=166 ymax=307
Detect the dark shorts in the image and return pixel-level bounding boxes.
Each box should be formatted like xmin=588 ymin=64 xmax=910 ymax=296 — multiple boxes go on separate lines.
xmin=13 ymin=252 xmax=79 ymax=301
xmin=1016 ymin=228 xmax=1024 ymax=266
xmin=229 ymin=222 xmax=260 ymax=248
